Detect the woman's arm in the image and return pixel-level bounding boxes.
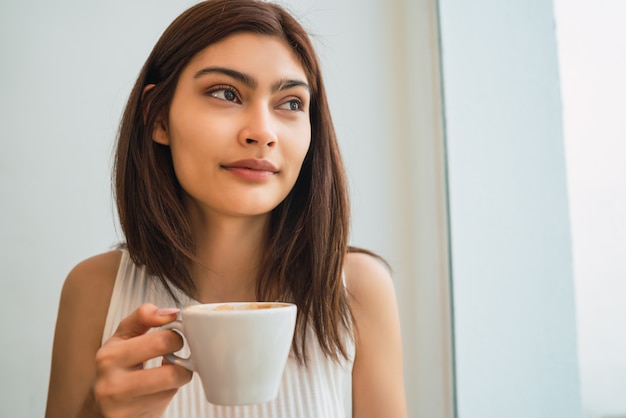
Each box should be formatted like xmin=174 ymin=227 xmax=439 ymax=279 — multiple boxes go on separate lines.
xmin=46 ymin=251 xmax=120 ymax=417
xmin=346 ymin=252 xmax=407 ymax=418
xmin=45 ymin=251 xmax=191 ymax=418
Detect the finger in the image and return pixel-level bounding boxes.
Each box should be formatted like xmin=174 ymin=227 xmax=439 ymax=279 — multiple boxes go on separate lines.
xmin=98 ymin=387 xmax=180 ymax=418
xmin=113 ymin=304 xmax=180 ymax=340
xmin=133 ymin=364 xmax=192 ymax=397
xmin=96 ymin=364 xmax=192 ymax=401
xmin=99 ymin=329 xmax=185 ymax=369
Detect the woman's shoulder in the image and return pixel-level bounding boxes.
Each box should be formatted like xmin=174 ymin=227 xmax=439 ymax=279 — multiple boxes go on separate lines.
xmin=344 ymin=250 xmax=394 ymax=307
xmin=59 ymin=250 xmax=123 ymax=327
xmin=63 ymin=250 xmax=122 ymax=297
xmin=343 ymin=249 xmax=398 ymax=335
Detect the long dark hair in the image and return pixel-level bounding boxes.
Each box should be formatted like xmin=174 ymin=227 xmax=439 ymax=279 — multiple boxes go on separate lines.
xmin=114 ymin=0 xmax=352 ymax=362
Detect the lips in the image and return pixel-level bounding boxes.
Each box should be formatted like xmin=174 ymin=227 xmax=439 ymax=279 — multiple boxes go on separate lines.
xmin=221 ymin=159 xmax=279 ymax=181
xmin=222 ymin=159 xmax=278 ymax=172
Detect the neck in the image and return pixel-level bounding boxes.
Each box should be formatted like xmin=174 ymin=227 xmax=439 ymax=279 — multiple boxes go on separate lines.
xmin=189 ymin=210 xmax=269 ymax=304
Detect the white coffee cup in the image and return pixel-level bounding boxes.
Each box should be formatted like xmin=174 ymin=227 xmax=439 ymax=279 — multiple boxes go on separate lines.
xmin=161 ymin=302 xmax=297 ymax=406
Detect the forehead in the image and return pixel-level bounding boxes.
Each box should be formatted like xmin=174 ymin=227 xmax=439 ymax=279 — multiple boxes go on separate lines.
xmin=183 ymin=32 xmax=307 ymax=81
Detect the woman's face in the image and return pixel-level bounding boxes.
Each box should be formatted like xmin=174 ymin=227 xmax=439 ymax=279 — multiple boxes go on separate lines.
xmin=152 ymin=33 xmax=311 ymax=220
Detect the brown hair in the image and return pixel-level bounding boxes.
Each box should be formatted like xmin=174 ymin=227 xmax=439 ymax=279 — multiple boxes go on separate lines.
xmin=114 ymin=0 xmax=352 ymax=362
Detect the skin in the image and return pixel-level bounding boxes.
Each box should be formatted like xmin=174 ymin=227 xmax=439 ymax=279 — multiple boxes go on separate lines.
xmin=46 ymin=33 xmax=406 ymax=417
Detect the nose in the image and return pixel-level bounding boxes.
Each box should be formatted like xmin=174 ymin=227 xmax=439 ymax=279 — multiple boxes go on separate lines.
xmin=239 ymin=105 xmax=278 ymax=148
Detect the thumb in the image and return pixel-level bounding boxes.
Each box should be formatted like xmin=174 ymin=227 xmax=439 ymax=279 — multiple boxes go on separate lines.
xmin=114 ymin=303 xmax=180 ymax=340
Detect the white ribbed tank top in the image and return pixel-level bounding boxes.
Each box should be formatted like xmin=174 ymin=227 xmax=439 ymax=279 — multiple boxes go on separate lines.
xmin=102 ymin=250 xmax=354 ymax=418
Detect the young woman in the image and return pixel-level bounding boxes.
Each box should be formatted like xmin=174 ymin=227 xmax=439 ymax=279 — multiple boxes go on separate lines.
xmin=46 ymin=1 xmax=406 ymax=417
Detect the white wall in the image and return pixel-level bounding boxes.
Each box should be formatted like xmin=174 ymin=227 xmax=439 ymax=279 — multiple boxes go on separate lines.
xmin=0 ymin=1 xmax=402 ymax=416
xmin=437 ymin=0 xmax=582 ymax=416
xmin=0 ymin=2 xmax=195 ymax=416
xmin=554 ymin=1 xmax=626 ymax=417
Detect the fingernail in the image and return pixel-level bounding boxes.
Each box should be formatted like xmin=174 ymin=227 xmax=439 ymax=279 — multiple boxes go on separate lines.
xmin=157 ymin=308 xmax=180 ymax=317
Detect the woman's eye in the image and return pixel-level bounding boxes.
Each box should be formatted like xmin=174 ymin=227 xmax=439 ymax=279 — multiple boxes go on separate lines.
xmin=277 ymin=99 xmax=304 ymax=111
xmin=209 ymin=87 xmax=240 ymax=103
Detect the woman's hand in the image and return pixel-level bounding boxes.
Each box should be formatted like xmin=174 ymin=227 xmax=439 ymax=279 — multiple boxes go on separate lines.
xmin=92 ymin=303 xmax=193 ymax=418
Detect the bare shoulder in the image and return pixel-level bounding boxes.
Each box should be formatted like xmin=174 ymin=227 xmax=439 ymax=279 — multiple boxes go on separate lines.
xmin=58 ymin=249 xmax=122 ymax=340
xmin=63 ymin=250 xmax=122 ymax=295
xmin=58 ymin=249 xmax=123 ymax=344
xmin=343 ymin=250 xmax=398 ymax=341
xmin=344 ymin=251 xmax=395 ymax=310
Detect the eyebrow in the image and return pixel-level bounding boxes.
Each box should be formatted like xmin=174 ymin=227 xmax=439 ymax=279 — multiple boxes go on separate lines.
xmin=193 ymin=66 xmax=310 ymax=93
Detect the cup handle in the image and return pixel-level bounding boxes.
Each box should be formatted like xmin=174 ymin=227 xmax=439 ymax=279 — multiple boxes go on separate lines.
xmin=160 ymin=320 xmax=196 ymax=372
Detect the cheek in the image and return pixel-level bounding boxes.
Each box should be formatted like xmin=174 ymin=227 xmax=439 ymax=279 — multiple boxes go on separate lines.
xmin=169 ymin=113 xmax=230 ymax=158
xmin=290 ymin=124 xmax=312 ymax=164
xmin=285 ymin=134 xmax=311 ymax=189
xmin=166 ymin=123 xmax=218 ymax=184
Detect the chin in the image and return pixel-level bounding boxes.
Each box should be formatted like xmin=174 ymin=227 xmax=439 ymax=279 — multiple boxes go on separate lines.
xmin=225 ymin=203 xmax=280 ymax=218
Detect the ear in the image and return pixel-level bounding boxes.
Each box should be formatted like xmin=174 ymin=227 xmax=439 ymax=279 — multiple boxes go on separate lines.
xmin=142 ymin=84 xmax=170 ymax=146
xmin=151 ymin=116 xmax=170 ymax=146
